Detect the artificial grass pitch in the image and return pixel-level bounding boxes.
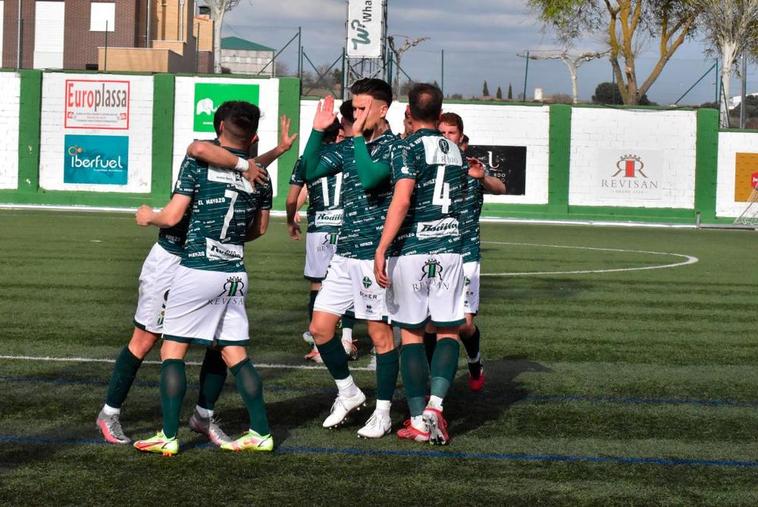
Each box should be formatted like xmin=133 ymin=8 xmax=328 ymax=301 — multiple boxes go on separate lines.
xmin=0 ymin=209 xmax=756 ymax=505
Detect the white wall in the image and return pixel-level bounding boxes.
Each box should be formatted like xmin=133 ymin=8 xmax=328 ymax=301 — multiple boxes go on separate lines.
xmin=172 ymin=77 xmax=280 ymax=195
xmin=298 ymin=100 xmax=551 ymax=205
xmin=716 ymin=131 xmax=758 ymax=217
xmin=569 ymin=108 xmax=697 ymax=208
xmin=38 ymin=73 xmax=154 ymax=192
xmin=0 ymin=72 xmax=20 ymax=189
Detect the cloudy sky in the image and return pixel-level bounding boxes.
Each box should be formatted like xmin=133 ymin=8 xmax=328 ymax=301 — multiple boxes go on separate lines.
xmin=223 ymin=0 xmax=753 ymax=105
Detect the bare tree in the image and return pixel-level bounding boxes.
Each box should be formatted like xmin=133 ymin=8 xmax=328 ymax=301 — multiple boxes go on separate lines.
xmin=521 ymin=49 xmax=609 ymax=103
xmin=693 ymin=0 xmax=758 ymax=126
xmin=203 ymin=0 xmax=242 ymax=73
xmin=387 ymin=35 xmax=429 ymax=94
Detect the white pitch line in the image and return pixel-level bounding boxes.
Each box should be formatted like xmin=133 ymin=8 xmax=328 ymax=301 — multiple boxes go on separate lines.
xmin=0 ymin=354 xmax=374 ymax=371
xmin=481 ymin=241 xmax=699 ymax=277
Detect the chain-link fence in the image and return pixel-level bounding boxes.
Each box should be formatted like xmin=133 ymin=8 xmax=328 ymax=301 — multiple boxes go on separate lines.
xmin=224 ymin=24 xmax=758 ymax=125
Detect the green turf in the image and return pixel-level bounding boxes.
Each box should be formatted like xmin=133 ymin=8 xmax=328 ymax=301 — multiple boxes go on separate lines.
xmin=1 ymin=209 xmax=757 ymax=506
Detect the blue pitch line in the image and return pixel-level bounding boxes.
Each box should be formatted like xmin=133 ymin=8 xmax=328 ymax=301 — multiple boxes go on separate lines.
xmin=3 ymin=375 xmax=758 ymax=409
xmin=0 ymin=435 xmax=756 ymax=469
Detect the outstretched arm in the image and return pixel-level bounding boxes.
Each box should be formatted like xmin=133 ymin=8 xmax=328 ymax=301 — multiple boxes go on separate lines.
xmin=467 ymin=157 xmax=506 ymax=194
xmin=135 ymin=194 xmax=191 ymax=229
xmin=254 ymin=115 xmax=298 ymax=168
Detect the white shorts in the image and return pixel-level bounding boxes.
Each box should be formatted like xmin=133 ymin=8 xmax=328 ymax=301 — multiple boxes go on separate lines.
xmin=386 ymin=253 xmax=465 ymax=329
xmin=162 ymin=266 xmax=250 ymax=347
xmin=463 ymin=261 xmax=481 ymax=315
xmin=133 ymin=243 xmax=181 ymax=334
xmin=304 ymin=231 xmax=338 ymax=281
xmin=313 ymin=254 xmax=387 ymax=321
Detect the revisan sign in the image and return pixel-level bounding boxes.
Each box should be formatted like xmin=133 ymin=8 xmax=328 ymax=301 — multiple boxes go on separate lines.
xmin=65 ymin=79 xmax=130 ymax=130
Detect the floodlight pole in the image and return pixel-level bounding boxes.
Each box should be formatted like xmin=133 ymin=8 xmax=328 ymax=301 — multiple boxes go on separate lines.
xmin=740 ymin=53 xmax=747 ymax=129
xmin=441 ymin=49 xmax=444 ymax=95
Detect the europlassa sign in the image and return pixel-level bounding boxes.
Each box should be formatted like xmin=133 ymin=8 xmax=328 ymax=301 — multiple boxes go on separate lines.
xmin=65 ymin=79 xmax=130 ymax=130
xmin=193 ymin=83 xmax=260 ymax=133
xmin=63 ymin=135 xmax=129 ymax=185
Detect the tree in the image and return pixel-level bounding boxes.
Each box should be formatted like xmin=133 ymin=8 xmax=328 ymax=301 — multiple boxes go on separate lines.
xmin=523 ymin=49 xmax=608 ymax=103
xmin=204 ymin=0 xmax=242 ymax=73
xmin=496 ymin=86 xmax=503 ymax=99
xmin=693 ymin=0 xmax=758 ymax=126
xmin=482 ymin=81 xmax=490 ymax=97
xmin=387 ymin=35 xmax=429 ymax=95
xmin=508 ymin=83 xmax=513 ymax=99
xmin=530 ymin=0 xmax=700 ymax=105
xmin=592 ymin=81 xmax=652 ymax=105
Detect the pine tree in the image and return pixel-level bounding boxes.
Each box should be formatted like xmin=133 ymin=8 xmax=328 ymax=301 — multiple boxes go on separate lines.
xmin=482 ymin=81 xmax=490 ymax=97
xmin=496 ymin=86 xmax=503 ymax=99
xmin=507 ymin=83 xmax=513 ymax=100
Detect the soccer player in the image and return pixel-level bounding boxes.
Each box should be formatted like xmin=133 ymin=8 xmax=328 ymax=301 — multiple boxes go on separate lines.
xmin=299 ymin=79 xmax=399 ymax=438
xmin=374 ymin=83 xmax=466 ymax=445
xmin=433 ymin=112 xmax=506 ymax=391
xmin=94 ymin=116 xmax=292 ymax=446
xmin=286 ymin=119 xmax=356 ymax=362
xmin=131 ymin=101 xmax=274 ymax=456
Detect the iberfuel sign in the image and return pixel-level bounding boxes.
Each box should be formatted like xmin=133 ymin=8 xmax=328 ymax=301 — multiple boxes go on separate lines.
xmin=346 ymin=0 xmax=384 ymax=58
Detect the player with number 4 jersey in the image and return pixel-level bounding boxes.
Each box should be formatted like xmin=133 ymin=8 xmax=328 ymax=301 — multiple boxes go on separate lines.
xmin=375 ymin=83 xmax=466 ymax=446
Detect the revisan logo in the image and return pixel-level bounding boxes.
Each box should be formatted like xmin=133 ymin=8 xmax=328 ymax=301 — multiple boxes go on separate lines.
xmin=601 ymin=154 xmax=658 ymax=191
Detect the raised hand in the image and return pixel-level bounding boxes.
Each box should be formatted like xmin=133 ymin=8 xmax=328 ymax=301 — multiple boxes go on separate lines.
xmin=313 ymin=95 xmax=337 ymax=131
xmin=352 ymin=98 xmax=373 ymax=135
xmin=278 ymin=115 xmax=298 ymax=152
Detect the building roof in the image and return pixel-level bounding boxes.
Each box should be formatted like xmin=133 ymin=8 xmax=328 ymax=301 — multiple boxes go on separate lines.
xmin=221 ymin=37 xmax=275 ymax=52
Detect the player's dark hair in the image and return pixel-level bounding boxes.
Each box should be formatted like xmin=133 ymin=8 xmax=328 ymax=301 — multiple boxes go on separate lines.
xmin=214 ymin=101 xmax=261 ymax=143
xmin=439 ymin=112 xmax=464 ymax=134
xmin=339 ymin=100 xmax=355 ymax=123
xmin=409 ymin=83 xmax=443 ymax=123
xmin=323 ymin=118 xmax=341 ymax=144
xmin=350 ymin=78 xmax=393 ymax=106
xmin=462 ymin=134 xmax=470 ymax=144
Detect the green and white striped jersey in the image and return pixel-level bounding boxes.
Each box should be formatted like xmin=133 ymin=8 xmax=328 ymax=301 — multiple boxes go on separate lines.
xmin=460 ymin=175 xmax=484 ymax=262
xmin=389 ymin=128 xmax=466 ymax=256
xmin=289 ymin=143 xmax=343 ymax=234
xmin=174 ymin=148 xmax=272 ymax=273
xmin=316 ymin=132 xmax=398 ymax=260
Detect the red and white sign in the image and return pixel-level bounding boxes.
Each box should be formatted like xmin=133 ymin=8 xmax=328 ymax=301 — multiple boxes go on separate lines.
xmin=597 ymin=150 xmax=664 ymax=200
xmin=64 ymin=79 xmax=130 ymax=130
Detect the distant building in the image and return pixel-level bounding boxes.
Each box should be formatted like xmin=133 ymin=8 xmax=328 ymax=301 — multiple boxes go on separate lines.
xmin=1 ymin=0 xmax=213 ymax=73
xmin=220 ymin=36 xmax=275 ymax=76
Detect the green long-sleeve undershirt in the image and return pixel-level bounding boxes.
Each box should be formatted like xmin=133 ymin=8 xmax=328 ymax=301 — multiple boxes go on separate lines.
xmin=302 ymin=129 xmax=391 ymax=190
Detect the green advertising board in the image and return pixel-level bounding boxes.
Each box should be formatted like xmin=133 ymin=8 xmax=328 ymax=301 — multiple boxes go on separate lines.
xmin=193 ymin=83 xmax=260 ymax=132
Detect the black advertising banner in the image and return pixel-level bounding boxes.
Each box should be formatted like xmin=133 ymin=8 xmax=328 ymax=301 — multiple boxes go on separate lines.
xmin=466 ymin=145 xmax=527 ymax=195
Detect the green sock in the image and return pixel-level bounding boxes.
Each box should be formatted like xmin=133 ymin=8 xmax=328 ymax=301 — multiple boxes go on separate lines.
xmin=430 ymin=338 xmax=460 ymax=400
xmin=341 ymin=313 xmax=356 ymax=330
xmin=400 ymin=343 xmax=429 ymax=417
xmin=423 ymin=332 xmax=437 ymax=365
xmin=160 ymin=359 xmax=186 ymax=439
xmin=231 ymin=358 xmax=270 ymax=436
xmin=105 ymin=346 xmax=143 ymax=408
xmin=375 ymin=348 xmax=399 ymax=401
xmin=316 ymin=336 xmax=350 ymax=380
xmin=197 ymin=348 xmax=227 ymax=411
xmin=308 ymin=290 xmax=319 ymax=321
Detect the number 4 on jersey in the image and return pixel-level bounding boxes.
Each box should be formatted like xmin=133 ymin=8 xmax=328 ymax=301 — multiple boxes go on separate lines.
xmin=432 ymin=166 xmax=451 ymax=213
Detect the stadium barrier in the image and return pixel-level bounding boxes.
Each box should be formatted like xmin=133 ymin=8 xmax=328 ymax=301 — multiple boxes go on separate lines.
xmin=0 ymin=68 xmax=756 ymax=225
